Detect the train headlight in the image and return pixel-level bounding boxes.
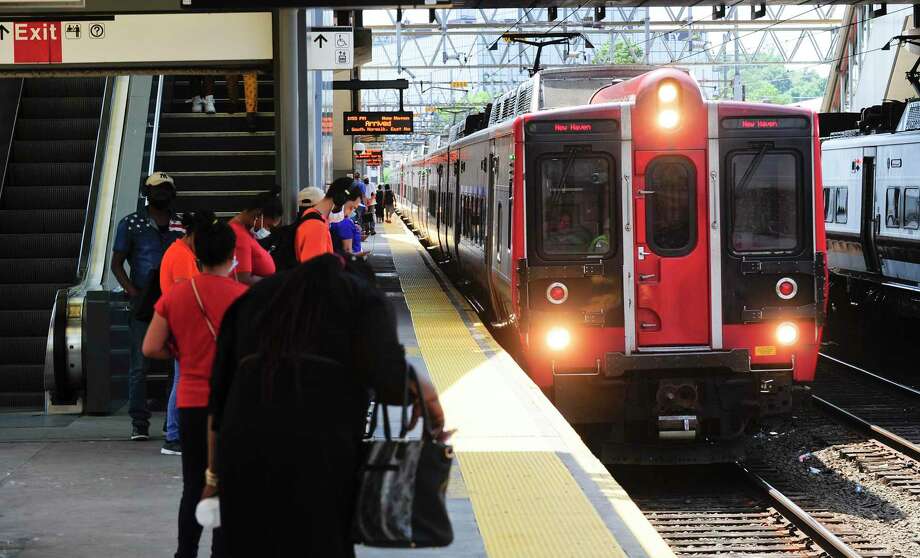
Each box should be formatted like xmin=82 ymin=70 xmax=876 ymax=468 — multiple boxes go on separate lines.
xmin=658 ymin=82 xmax=679 ymax=103
xmin=658 ymin=109 xmax=680 ymax=129
xmin=775 ymin=322 xmax=799 ymax=346
xmin=546 ymin=326 xmax=571 ymax=351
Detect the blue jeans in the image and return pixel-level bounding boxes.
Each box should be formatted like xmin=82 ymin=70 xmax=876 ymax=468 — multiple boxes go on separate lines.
xmin=166 ymin=361 xmax=180 ymax=442
xmin=128 ymin=312 xmax=151 ymax=430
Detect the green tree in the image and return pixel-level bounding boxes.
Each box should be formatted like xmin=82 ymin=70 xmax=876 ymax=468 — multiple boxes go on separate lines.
xmin=592 ymin=40 xmax=643 ymax=65
xmin=730 ymin=53 xmax=827 ymax=104
xmin=435 ymin=90 xmax=492 ymax=122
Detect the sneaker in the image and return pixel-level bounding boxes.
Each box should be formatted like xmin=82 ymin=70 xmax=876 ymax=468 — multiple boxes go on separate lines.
xmin=246 ymin=111 xmax=258 ymax=132
xmin=131 ymin=426 xmax=150 ymax=441
xmin=191 ymin=96 xmax=204 ymax=113
xmin=204 ymin=95 xmax=216 ymax=114
xmin=161 ymin=440 xmax=182 ymax=455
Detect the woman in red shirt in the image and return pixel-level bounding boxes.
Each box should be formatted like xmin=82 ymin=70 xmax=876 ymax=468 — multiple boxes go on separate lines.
xmin=143 ymin=219 xmax=247 ymax=558
xmin=229 ymin=191 xmax=282 ymax=285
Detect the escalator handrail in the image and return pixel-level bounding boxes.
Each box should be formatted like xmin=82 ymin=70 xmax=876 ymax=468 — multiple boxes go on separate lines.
xmin=147 ymin=75 xmax=165 ymax=177
xmin=0 ymin=79 xmax=23 ymax=203
xmin=75 ymin=77 xmax=115 ymax=282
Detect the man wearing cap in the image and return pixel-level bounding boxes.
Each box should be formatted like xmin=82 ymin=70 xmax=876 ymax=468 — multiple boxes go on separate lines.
xmin=295 ymin=177 xmax=360 ymax=263
xmin=111 ymin=172 xmax=185 ymax=442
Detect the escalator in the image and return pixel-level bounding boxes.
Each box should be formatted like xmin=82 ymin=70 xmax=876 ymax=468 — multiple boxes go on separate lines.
xmin=0 ymin=78 xmax=109 ymax=410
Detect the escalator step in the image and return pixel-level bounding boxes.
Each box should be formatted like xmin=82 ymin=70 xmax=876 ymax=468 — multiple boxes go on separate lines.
xmin=0 ymin=209 xmax=85 ymax=233
xmin=0 ymin=310 xmax=52 ymax=336
xmin=12 ymin=140 xmax=97 ymax=163
xmin=8 ymin=162 xmax=92 ymax=186
xmin=19 ymin=97 xmax=103 ymax=119
xmin=1 ymin=186 xmax=89 ymax=210
xmin=0 ymin=364 xmax=44 ymax=392
xmin=0 ymin=258 xmax=77 ymax=284
xmin=0 ymin=391 xmax=43 ymax=408
xmin=0 ymin=337 xmax=46 ymax=365
xmin=0 ymin=284 xmax=67 ymax=310
xmin=23 ymin=77 xmax=105 ymax=97
xmin=16 ymin=118 xmax=101 ymax=141
xmin=0 ymin=234 xmax=82 ymax=257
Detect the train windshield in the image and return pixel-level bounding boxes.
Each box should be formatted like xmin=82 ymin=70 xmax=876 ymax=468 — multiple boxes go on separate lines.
xmin=729 ymin=150 xmax=801 ymax=253
xmin=539 ymin=154 xmax=613 ymax=257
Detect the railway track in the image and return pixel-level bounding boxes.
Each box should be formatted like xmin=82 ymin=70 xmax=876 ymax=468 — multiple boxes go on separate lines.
xmin=627 ymin=463 xmax=895 ymax=557
xmin=810 ymin=353 xmax=920 ymax=499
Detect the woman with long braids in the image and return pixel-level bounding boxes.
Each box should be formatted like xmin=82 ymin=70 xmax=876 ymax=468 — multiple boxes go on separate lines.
xmin=203 ymin=255 xmax=448 ymax=557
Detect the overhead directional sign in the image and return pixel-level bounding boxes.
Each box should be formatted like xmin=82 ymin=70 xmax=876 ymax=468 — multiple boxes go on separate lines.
xmin=307 ymin=26 xmax=352 ymax=70
xmin=0 ymin=13 xmax=271 ymax=67
xmin=344 ymin=111 xmax=413 ymax=135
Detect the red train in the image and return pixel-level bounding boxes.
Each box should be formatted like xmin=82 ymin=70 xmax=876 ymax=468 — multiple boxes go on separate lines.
xmin=396 ymin=68 xmax=827 ymax=463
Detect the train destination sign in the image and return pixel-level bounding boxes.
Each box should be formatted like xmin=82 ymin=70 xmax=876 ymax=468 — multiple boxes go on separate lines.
xmin=344 ymin=111 xmax=413 ymax=135
xmin=721 ymin=117 xmax=808 ymax=130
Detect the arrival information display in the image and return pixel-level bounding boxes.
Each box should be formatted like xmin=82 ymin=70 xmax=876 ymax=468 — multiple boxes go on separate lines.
xmin=343 ymin=111 xmax=413 ymax=135
xmin=355 ymin=149 xmax=383 ymax=167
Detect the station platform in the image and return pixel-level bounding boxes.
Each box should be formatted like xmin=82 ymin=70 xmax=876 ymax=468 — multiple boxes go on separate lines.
xmin=0 ymin=219 xmax=673 ymax=558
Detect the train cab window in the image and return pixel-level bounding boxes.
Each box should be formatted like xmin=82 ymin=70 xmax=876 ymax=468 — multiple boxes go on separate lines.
xmin=823 ymin=188 xmax=834 ymax=223
xmin=835 ymin=187 xmax=848 ymax=224
xmin=538 ymin=154 xmax=613 ymax=257
xmin=729 ymin=151 xmax=800 ymax=253
xmin=886 ymin=188 xmax=901 ymax=228
xmin=646 ymin=157 xmax=695 ymax=256
xmin=904 ymin=188 xmax=920 ymax=230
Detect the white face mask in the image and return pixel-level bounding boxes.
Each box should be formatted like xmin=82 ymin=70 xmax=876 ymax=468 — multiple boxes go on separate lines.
xmin=251 ymin=227 xmax=271 ymax=240
xmin=329 ymin=210 xmax=345 ymax=224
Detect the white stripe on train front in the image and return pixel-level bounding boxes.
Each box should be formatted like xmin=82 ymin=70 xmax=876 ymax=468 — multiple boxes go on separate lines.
xmin=707 ymin=102 xmax=724 ymax=350
xmin=621 ymin=103 xmax=636 ymax=355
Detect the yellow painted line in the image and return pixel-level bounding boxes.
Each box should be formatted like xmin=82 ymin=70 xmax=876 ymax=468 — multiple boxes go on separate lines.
xmin=385 ymin=222 xmax=626 ymax=558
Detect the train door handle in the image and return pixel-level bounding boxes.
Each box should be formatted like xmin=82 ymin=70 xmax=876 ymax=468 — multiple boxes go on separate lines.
xmin=638 ymin=190 xmax=656 ymax=195
xmin=640 ymin=322 xmax=658 ymax=329
xmin=638 ymin=246 xmax=648 ymax=260
xmin=639 ymin=273 xmax=656 ymax=281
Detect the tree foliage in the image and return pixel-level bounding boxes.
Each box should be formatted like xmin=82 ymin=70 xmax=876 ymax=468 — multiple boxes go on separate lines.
xmin=732 ymin=59 xmax=827 ymax=104
xmin=592 ymin=40 xmax=643 ymax=65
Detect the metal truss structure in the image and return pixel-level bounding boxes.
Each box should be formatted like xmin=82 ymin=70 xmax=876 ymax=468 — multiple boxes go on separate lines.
xmin=362 ymin=5 xmax=844 ymax=152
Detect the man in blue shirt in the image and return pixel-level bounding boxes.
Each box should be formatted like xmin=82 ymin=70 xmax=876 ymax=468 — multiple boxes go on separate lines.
xmin=111 ymin=172 xmax=184 ymax=442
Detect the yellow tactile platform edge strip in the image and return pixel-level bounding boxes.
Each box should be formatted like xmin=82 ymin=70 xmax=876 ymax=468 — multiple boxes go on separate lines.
xmin=384 ymin=223 xmax=627 ymax=558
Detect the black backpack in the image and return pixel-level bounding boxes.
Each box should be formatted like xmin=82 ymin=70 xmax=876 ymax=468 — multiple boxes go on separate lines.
xmin=270 ymin=210 xmax=325 ymax=271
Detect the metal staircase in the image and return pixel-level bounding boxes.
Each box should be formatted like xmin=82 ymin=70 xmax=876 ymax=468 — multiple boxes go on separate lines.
xmin=155 ymin=76 xmax=276 ymax=215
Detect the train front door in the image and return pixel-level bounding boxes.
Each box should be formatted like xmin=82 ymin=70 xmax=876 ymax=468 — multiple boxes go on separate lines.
xmin=633 ymin=151 xmax=710 ymax=347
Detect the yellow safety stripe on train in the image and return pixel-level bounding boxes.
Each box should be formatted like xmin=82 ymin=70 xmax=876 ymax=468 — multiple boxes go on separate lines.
xmin=385 ymin=221 xmax=627 ymax=558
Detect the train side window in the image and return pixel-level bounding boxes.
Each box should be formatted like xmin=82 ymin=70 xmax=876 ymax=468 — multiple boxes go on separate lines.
xmin=886 ymin=187 xmax=901 ymax=228
xmin=823 ymin=188 xmax=834 ymax=223
xmin=729 ymin=150 xmax=800 ymax=253
xmin=835 ymin=187 xmax=847 ymax=224
xmin=538 ymin=154 xmax=614 ymax=257
xmin=646 ymin=156 xmax=696 ymax=256
xmin=507 ymin=190 xmax=513 ymax=250
xmin=904 ymin=188 xmax=920 ymax=230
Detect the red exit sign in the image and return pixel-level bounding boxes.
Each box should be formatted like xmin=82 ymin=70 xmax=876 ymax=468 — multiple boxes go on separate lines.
xmin=5 ymin=22 xmax=63 ymax=64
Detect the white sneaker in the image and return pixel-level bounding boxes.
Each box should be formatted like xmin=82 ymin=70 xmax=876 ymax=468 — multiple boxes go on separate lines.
xmin=204 ymin=95 xmax=216 ymax=114
xmin=191 ymin=96 xmax=204 ymax=113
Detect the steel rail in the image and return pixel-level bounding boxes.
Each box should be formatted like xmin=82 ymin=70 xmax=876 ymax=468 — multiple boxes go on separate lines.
xmin=819 ymin=351 xmax=920 ymax=399
xmin=736 ymin=462 xmax=863 ymax=558
xmin=812 ymin=395 xmax=920 ymax=462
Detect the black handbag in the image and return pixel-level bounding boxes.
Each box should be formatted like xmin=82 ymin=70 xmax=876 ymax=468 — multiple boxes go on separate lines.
xmin=352 ymin=365 xmax=454 ymax=548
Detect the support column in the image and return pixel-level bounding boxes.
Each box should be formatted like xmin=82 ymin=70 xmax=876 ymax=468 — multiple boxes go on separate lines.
xmin=275 ymin=8 xmax=301 ymax=221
